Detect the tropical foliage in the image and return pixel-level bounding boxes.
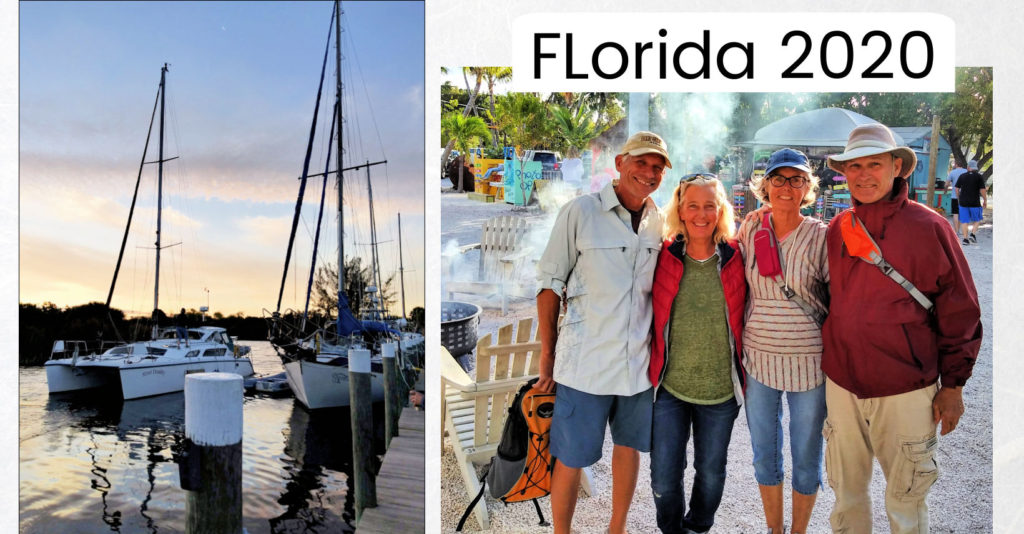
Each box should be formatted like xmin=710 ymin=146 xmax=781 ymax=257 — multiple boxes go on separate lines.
xmin=441 ymin=67 xmax=993 ymax=185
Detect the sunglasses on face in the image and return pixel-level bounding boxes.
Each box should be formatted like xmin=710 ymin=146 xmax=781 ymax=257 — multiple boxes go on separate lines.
xmin=766 ymin=173 xmax=808 ymax=188
xmin=679 ymin=173 xmax=718 ymax=184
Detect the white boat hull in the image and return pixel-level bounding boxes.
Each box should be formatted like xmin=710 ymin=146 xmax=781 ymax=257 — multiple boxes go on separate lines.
xmin=45 ymin=361 xmax=118 ymax=393
xmin=284 ymin=359 xmax=385 ymax=410
xmin=118 ymin=358 xmax=255 ymax=400
xmin=46 ymin=357 xmax=255 ymax=400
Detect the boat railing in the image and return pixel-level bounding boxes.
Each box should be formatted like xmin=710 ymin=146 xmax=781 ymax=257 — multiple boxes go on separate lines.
xmin=49 ymin=339 xmax=124 ymax=360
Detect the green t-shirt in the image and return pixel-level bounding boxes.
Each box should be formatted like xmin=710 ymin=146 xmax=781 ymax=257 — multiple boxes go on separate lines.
xmin=662 ymin=253 xmax=735 ymax=404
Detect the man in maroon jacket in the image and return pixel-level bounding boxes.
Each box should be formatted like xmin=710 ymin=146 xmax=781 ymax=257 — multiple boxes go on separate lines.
xmin=821 ymin=124 xmax=982 ymax=534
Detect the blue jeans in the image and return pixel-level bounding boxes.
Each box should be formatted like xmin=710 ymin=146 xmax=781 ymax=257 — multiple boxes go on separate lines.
xmin=744 ymin=375 xmax=826 ymax=495
xmin=650 ymin=390 xmax=740 ymax=534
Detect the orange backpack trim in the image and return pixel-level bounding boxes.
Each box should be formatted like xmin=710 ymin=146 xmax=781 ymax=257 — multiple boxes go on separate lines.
xmin=837 ymin=210 xmax=934 ymax=312
xmin=499 ymin=388 xmax=555 ymax=503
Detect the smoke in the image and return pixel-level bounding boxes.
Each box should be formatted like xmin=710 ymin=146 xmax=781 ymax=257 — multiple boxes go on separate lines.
xmin=650 ymin=92 xmax=739 ymax=207
xmin=534 ymin=179 xmax=580 ymax=214
xmin=440 ymin=238 xmax=471 ymax=288
xmin=443 ymin=92 xmax=765 ymax=306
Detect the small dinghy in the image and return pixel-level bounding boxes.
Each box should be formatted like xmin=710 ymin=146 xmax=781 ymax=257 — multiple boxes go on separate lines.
xmin=246 ymin=372 xmax=292 ymax=396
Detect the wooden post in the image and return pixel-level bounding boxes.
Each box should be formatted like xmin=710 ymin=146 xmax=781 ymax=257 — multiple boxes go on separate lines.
xmin=349 ymin=347 xmax=377 ymax=520
xmin=382 ymin=341 xmax=401 ymax=448
xmin=926 ymin=114 xmax=941 ymax=209
xmin=183 ymin=372 xmax=243 ymax=534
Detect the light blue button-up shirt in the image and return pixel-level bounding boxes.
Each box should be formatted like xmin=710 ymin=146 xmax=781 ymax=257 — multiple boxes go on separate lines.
xmin=536 ymin=181 xmax=664 ymax=396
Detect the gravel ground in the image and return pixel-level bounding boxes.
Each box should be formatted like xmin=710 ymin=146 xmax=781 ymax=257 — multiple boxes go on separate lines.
xmin=441 ymin=190 xmax=993 ymax=533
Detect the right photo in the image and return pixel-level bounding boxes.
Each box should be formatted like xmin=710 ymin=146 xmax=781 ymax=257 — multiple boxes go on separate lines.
xmin=438 ymin=68 xmax=993 ymax=533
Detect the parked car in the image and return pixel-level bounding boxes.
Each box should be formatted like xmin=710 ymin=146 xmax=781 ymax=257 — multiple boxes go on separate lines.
xmin=523 ymin=149 xmax=562 ymax=180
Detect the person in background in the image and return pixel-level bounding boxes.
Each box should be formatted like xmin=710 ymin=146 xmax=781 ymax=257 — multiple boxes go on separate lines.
xmin=534 ymin=131 xmax=671 ymax=534
xmin=956 ymin=159 xmax=987 ymax=245
xmin=175 ymin=308 xmax=190 ymax=348
xmin=737 ymin=148 xmax=829 ymax=534
xmin=648 ymin=173 xmax=746 ymax=534
xmin=822 ymin=123 xmax=982 ymax=533
xmin=946 ymin=160 xmax=966 ymax=231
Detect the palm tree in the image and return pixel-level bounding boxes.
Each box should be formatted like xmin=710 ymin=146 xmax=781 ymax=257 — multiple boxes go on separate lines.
xmin=551 ymin=104 xmax=598 ymax=158
xmin=441 ymin=111 xmax=490 ymax=193
xmin=480 ymin=67 xmax=513 ymax=148
xmin=495 ymin=92 xmax=547 ymax=205
xmin=440 ymin=67 xmax=487 ymax=173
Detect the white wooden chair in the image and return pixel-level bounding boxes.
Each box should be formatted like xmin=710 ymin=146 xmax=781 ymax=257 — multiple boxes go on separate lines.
xmin=442 ymin=317 xmax=592 ymax=531
xmin=443 ymin=215 xmax=534 ymax=315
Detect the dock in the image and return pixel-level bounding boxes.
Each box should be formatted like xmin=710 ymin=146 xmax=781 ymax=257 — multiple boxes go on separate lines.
xmin=357 ymin=406 xmax=425 ymax=533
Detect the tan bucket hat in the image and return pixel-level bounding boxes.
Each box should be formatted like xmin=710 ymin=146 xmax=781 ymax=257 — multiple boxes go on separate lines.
xmin=827 ymin=123 xmax=916 ymax=179
xmin=619 ymin=131 xmax=672 ymax=168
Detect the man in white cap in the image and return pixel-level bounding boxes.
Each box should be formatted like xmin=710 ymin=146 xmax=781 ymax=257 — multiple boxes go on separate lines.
xmin=534 ymin=131 xmax=670 ymax=534
xmin=822 ymin=123 xmax=982 ymax=533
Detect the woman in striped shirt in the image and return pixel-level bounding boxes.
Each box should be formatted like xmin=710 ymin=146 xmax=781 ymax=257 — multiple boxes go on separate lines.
xmin=738 ymin=148 xmax=829 ymax=534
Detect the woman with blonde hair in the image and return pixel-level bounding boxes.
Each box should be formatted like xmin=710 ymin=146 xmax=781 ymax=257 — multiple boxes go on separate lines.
xmin=648 ymin=173 xmax=747 ymax=534
xmin=739 ymin=148 xmax=829 ymax=534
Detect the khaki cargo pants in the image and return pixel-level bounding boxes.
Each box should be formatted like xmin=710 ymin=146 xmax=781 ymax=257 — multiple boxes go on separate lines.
xmin=823 ymin=378 xmax=939 ymax=534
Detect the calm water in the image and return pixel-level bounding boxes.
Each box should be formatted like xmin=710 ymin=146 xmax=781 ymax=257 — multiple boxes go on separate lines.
xmin=20 ymin=341 xmax=385 ymax=533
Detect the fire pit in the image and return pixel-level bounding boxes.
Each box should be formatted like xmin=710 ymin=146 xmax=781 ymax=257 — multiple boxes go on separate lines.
xmin=441 ymin=301 xmax=481 ymax=357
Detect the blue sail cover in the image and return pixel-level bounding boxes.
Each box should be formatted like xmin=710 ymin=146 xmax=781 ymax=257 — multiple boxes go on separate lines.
xmin=336 ymin=292 xmax=364 ymax=336
xmin=359 ymin=320 xmax=399 ymax=335
xmin=335 ymin=292 xmax=399 ymax=337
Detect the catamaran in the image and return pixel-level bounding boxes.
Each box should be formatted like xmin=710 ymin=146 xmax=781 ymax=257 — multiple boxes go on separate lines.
xmin=45 ymin=64 xmax=254 ymax=400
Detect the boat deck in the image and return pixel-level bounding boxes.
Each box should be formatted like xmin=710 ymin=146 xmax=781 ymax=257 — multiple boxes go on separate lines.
xmin=357 ymin=406 xmax=425 ymax=533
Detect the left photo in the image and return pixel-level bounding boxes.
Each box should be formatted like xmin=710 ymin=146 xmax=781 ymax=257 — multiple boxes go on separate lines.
xmin=20 ymin=2 xmax=424 ymax=532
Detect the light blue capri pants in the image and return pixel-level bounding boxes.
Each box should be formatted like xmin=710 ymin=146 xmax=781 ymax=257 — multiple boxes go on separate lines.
xmin=744 ymin=375 xmax=826 ymax=494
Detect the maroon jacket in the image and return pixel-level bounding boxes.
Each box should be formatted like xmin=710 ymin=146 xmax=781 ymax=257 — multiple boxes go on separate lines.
xmin=822 ymin=178 xmax=982 ymax=398
xmin=649 ymin=237 xmax=748 ymax=393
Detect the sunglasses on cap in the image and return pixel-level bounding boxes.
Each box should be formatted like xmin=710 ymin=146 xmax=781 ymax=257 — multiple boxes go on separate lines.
xmin=679 ymin=173 xmax=717 ymax=184
xmin=766 ymin=173 xmax=808 ymax=188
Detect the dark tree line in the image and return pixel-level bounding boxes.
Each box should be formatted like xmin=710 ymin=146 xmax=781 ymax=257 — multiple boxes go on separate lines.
xmin=20 ymin=300 xmax=425 ymax=367
xmin=20 ymin=302 xmax=265 ymax=366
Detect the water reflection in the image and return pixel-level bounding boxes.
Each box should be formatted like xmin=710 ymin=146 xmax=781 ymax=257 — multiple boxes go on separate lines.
xmin=20 ymin=342 xmax=376 ymax=534
xmin=269 ymin=402 xmax=385 ymax=533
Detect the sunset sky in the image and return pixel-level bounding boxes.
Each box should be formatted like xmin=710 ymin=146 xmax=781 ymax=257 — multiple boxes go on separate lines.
xmin=19 ymin=1 xmax=425 ymax=318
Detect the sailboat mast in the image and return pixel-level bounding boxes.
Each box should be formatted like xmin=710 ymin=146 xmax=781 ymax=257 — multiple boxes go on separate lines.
xmin=334 ymin=0 xmax=345 ymax=337
xmin=365 ymin=162 xmax=385 ymax=321
xmin=153 ymin=63 xmax=168 ymax=340
xmin=397 ymin=213 xmax=406 ymax=320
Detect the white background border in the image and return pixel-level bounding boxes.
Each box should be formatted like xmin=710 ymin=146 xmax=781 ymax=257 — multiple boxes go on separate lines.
xmin=4 ymin=0 xmax=1021 ymax=531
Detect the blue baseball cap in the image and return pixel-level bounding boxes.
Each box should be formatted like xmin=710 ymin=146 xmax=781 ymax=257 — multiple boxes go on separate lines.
xmin=766 ymin=148 xmax=811 ymax=175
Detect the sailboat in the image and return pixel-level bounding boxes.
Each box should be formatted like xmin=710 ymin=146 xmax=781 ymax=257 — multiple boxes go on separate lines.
xmin=267 ymin=1 xmax=401 ymax=410
xmin=45 ymin=64 xmax=255 ymax=400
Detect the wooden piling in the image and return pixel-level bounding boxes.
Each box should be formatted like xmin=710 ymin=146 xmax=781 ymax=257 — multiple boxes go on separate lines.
xmin=382 ymin=341 xmax=401 ymax=448
xmin=349 ymin=347 xmax=377 ymax=520
xmin=183 ymin=372 xmax=243 ymax=534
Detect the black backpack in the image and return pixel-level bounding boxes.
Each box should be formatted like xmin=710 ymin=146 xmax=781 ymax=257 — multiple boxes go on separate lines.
xmin=457 ymin=378 xmax=556 ymax=531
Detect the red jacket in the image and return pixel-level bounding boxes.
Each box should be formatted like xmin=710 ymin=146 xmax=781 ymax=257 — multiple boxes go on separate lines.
xmin=822 ymin=178 xmax=982 ymax=397
xmin=649 ymin=237 xmax=748 ymax=396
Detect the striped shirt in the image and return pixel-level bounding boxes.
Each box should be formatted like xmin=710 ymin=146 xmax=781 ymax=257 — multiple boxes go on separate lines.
xmin=737 ymin=216 xmax=829 ymax=392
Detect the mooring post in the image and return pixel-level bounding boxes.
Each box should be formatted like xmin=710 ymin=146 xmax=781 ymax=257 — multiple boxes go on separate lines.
xmin=382 ymin=341 xmax=401 ymax=448
xmin=183 ymin=372 xmax=243 ymax=534
xmin=349 ymin=347 xmax=377 ymax=520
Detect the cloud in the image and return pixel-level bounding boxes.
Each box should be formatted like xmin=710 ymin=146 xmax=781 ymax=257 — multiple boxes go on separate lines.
xmin=20 ymin=233 xmax=117 ymax=306
xmin=234 ymin=215 xmax=294 ymax=248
